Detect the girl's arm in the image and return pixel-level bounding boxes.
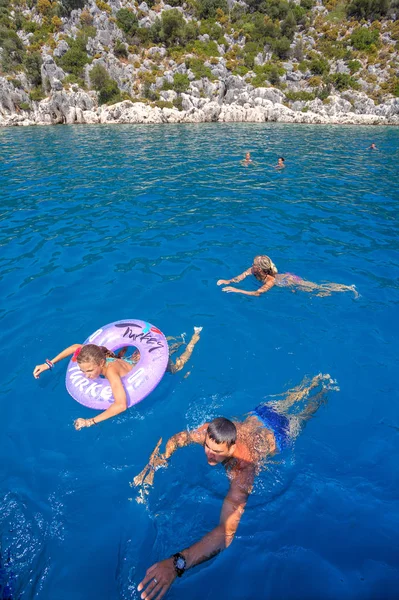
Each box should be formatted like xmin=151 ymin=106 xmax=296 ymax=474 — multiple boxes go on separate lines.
xmin=217 ymin=268 xmax=252 ymax=286
xmin=74 ymin=364 xmax=128 ymax=430
xmin=33 ymin=344 xmax=82 ymax=378
xmin=222 ymin=275 xmax=276 ymax=296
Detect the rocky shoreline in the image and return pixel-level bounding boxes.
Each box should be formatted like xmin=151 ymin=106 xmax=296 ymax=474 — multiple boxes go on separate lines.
xmin=1 ymin=0 xmax=399 ymax=128
xmin=1 ymin=77 xmax=398 ymax=127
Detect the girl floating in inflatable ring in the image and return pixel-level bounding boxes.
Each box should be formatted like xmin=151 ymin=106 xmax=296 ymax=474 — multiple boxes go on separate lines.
xmin=217 ymin=255 xmax=358 ymax=298
xmin=33 ymin=326 xmax=202 ymax=430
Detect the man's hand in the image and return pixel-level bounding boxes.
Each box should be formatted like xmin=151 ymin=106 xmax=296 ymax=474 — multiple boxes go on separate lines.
xmin=222 ymin=286 xmax=239 ymax=293
xmin=151 ymin=453 xmax=168 ymax=470
xmin=138 ymin=557 xmax=177 ymax=600
xmin=217 ymin=279 xmax=230 ymax=286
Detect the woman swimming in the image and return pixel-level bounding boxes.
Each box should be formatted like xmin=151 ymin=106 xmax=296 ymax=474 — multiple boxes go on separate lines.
xmin=241 ymin=152 xmax=254 ymax=167
xmin=217 ymin=255 xmax=358 ymax=297
xmin=33 ymin=327 xmax=203 ymax=430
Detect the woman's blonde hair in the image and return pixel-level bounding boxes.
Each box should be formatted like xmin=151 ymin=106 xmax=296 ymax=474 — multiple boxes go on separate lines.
xmin=254 ymin=255 xmax=278 ymax=275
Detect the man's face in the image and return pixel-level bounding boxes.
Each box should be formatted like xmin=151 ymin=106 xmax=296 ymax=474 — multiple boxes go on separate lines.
xmin=204 ymin=434 xmax=235 ymax=466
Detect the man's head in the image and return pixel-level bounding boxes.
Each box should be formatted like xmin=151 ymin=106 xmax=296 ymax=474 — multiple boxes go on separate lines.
xmin=278 ymin=157 xmax=285 ymax=164
xmin=204 ymin=418 xmax=237 ymax=466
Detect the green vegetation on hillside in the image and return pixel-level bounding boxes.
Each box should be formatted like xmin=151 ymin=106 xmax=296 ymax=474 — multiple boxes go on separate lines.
xmin=0 ymin=0 xmax=398 ymax=108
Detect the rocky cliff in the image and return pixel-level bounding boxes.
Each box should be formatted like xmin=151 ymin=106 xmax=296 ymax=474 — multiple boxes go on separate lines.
xmin=0 ymin=0 xmax=398 ymax=126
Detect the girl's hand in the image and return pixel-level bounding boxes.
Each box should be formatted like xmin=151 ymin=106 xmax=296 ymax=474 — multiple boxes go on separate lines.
xmin=217 ymin=279 xmax=230 ymax=286
xmin=33 ymin=363 xmax=50 ymax=379
xmin=74 ymin=418 xmax=96 ymax=430
xmin=222 ymin=286 xmax=239 ymax=293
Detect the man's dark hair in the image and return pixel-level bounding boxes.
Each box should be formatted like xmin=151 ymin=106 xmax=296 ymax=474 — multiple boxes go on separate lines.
xmin=279 ymin=157 xmax=285 ymax=162
xmin=207 ymin=418 xmax=237 ymax=448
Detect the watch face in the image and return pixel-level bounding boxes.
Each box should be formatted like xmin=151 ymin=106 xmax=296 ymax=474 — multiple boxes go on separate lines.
xmin=176 ymin=557 xmax=185 ymax=569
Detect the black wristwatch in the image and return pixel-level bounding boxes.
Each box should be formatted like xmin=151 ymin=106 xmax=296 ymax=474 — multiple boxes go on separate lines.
xmin=172 ymin=552 xmax=187 ymax=577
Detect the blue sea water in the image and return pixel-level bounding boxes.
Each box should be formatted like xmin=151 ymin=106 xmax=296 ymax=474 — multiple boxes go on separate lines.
xmin=0 ymin=123 xmax=398 ymax=600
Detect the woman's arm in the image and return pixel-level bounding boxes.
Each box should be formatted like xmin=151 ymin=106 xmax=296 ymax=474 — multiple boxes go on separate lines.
xmin=222 ymin=275 xmax=276 ymax=296
xmin=33 ymin=344 xmax=82 ymax=378
xmin=74 ymin=365 xmax=128 ymax=430
xmin=217 ymin=268 xmax=252 ymax=286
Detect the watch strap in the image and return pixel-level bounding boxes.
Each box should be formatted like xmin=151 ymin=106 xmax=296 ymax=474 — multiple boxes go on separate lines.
xmin=172 ymin=552 xmax=186 ymax=577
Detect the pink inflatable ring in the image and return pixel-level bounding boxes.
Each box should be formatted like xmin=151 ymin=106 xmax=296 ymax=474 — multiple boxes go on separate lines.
xmin=65 ymin=320 xmax=169 ymax=410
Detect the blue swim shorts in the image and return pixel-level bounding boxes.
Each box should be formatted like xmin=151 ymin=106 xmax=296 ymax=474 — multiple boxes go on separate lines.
xmin=251 ymin=404 xmax=291 ymax=452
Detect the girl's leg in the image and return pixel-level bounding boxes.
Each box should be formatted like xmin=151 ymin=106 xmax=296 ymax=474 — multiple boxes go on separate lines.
xmin=168 ymin=327 xmax=202 ymax=374
xmin=167 ymin=334 xmax=186 ymax=357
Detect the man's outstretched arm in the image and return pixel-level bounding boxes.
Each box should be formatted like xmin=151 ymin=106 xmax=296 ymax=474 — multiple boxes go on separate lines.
xmin=137 ymin=468 xmax=254 ymax=600
xmin=132 ymin=426 xmax=207 ymax=489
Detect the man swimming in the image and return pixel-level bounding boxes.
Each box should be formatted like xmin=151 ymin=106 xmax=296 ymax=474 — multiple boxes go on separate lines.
xmin=241 ymin=152 xmax=253 ymax=167
xmin=275 ymin=156 xmax=285 ymax=169
xmin=135 ymin=374 xmax=335 ymax=600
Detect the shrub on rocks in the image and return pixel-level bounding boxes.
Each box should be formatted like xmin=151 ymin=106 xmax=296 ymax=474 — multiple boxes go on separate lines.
xmin=58 ymin=34 xmax=91 ymax=78
xmin=347 ymin=0 xmax=390 ymax=21
xmin=285 ymin=90 xmax=316 ymax=101
xmin=309 ymin=57 xmax=329 ymax=75
xmin=186 ymin=57 xmax=213 ymax=79
xmin=60 ymin=0 xmax=85 ymax=17
xmin=96 ymin=0 xmax=111 ymax=14
xmin=281 ymin=10 xmax=297 ymax=41
xmin=0 ymin=26 xmax=26 ymax=72
xmin=272 ymin=36 xmax=291 ymax=59
xmin=116 ymin=8 xmax=138 ymax=38
xmin=24 ymin=52 xmax=42 ymax=86
xmin=252 ymin=63 xmax=283 ymax=86
xmin=80 ymin=9 xmax=93 ymax=26
xmin=199 ymin=18 xmax=223 ymax=40
xmin=190 ymin=39 xmax=219 ymax=57
xmin=114 ymin=40 xmax=128 ymax=59
xmin=329 ymin=72 xmax=359 ymax=90
xmin=149 ymin=10 xmax=196 ymax=46
xmin=29 ymin=87 xmax=45 ymax=101
xmin=348 ymin=59 xmax=362 ymax=73
xmin=351 ymin=26 xmax=380 ymax=51
xmin=153 ymin=100 xmax=174 ymax=108
xmin=171 ymin=72 xmax=190 ymax=93
xmin=90 ymin=64 xmax=121 ymax=104
xmin=196 ymin=0 xmax=228 ymax=20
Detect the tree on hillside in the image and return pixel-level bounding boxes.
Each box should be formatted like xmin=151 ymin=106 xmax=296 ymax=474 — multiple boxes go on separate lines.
xmin=347 ymin=0 xmax=390 ymax=20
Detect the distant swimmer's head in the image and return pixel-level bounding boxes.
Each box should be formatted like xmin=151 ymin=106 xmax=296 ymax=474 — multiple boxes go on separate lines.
xmin=253 ymin=255 xmax=278 ymax=277
xmin=75 ymin=344 xmax=115 ymax=379
xmin=278 ymin=157 xmax=285 ymax=165
xmin=245 ymin=152 xmax=251 ymax=160
xmin=204 ymin=417 xmax=237 ymax=466
xmin=370 ymin=143 xmax=376 ymax=149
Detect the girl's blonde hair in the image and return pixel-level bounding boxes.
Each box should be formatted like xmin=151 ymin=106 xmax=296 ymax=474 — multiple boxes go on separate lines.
xmin=76 ymin=344 xmax=116 ymax=365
